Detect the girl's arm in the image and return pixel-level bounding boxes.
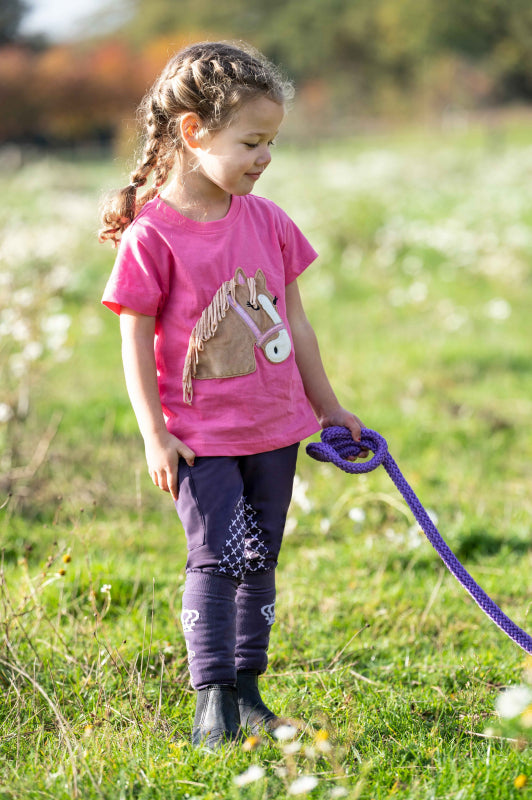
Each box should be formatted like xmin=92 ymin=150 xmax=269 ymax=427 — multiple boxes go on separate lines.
xmin=119 ymin=307 xmax=195 ymax=501
xmin=285 ymin=279 xmax=365 ymax=443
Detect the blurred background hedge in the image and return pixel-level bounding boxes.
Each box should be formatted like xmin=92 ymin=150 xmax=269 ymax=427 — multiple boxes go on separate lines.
xmin=3 ymin=0 xmax=532 ymax=149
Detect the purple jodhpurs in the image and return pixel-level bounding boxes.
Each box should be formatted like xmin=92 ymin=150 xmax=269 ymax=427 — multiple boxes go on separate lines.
xmin=175 ymin=443 xmax=299 ymax=690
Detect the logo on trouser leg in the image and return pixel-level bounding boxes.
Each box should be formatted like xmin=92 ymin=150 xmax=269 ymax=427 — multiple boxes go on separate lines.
xmin=260 ymin=603 xmax=275 ymax=625
xmin=185 ymin=639 xmax=196 ymax=664
xmin=181 ymin=608 xmax=200 ymax=632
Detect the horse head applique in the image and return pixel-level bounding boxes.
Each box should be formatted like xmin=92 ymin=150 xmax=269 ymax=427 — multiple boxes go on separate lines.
xmin=182 ymin=267 xmax=292 ymax=404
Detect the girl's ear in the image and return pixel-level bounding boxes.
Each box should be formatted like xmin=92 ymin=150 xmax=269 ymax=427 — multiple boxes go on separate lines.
xmin=180 ymin=113 xmax=203 ymax=149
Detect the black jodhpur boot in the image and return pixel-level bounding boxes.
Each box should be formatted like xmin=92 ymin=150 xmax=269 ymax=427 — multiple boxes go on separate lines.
xmin=192 ymin=685 xmax=243 ymax=750
xmin=236 ymin=669 xmax=282 ymax=736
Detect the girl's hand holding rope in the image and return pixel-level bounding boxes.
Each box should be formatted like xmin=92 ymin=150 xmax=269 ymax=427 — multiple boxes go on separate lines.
xmin=319 ymin=406 xmax=369 ymax=460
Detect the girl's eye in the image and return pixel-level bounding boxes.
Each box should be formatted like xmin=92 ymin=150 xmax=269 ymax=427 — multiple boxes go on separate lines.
xmin=244 ymin=141 xmax=276 ymax=149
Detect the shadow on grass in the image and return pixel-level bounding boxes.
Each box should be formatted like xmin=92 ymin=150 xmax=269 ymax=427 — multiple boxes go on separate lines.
xmin=453 ymin=527 xmax=531 ymax=560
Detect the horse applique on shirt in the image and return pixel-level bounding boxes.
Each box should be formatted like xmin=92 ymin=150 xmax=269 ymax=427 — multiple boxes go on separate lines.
xmin=182 ymin=267 xmax=292 ymax=404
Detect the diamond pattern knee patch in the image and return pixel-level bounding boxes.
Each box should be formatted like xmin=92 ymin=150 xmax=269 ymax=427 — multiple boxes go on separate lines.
xmin=218 ymin=497 xmax=247 ymax=579
xmin=218 ymin=497 xmax=268 ymax=579
xmin=243 ymin=500 xmax=268 ymax=572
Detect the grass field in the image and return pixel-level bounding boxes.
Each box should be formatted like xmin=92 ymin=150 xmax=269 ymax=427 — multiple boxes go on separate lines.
xmin=1 ymin=118 xmax=532 ymax=798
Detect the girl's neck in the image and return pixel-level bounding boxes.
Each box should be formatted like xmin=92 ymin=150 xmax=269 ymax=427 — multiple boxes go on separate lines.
xmin=161 ymin=171 xmax=231 ymax=223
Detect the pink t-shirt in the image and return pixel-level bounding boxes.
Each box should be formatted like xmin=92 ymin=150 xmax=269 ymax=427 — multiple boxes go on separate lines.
xmin=102 ymin=193 xmax=320 ymax=456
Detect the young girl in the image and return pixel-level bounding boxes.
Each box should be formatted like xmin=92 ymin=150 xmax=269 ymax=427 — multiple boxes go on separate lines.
xmin=100 ymin=40 xmax=364 ymax=749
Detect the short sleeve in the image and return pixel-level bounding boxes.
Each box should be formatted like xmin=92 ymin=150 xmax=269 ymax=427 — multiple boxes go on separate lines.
xmin=279 ymin=212 xmax=318 ymax=285
xmin=101 ymin=223 xmax=171 ymax=317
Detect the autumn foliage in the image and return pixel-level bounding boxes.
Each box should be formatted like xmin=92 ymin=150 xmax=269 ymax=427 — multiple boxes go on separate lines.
xmin=0 ymin=36 xmax=193 ymax=146
xmin=3 ymin=0 xmax=532 ymax=148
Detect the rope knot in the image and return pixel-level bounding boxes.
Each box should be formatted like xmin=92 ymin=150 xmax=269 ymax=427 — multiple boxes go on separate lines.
xmin=307 ymin=426 xmax=388 ymax=474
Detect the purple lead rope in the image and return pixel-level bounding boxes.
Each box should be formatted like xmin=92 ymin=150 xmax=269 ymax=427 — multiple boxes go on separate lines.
xmin=306 ymin=427 xmax=532 ymax=655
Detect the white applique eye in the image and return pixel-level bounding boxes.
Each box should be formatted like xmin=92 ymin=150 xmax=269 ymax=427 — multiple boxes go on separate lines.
xmin=264 ymin=329 xmax=291 ymax=362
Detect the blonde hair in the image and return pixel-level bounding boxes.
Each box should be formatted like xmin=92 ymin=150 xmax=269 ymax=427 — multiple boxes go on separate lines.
xmin=99 ymin=41 xmax=292 ymax=245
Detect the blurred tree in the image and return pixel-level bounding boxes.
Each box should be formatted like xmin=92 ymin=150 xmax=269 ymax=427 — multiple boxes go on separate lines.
xmin=2 ymin=0 xmax=532 ymax=147
xmin=0 ymin=46 xmax=37 ymax=139
xmin=123 ymin=0 xmax=532 ymax=104
xmin=430 ymin=0 xmax=532 ymax=96
xmin=0 ymin=39 xmax=145 ymax=145
xmin=124 ymin=0 xmax=436 ymax=110
xmin=0 ymin=0 xmax=28 ymax=44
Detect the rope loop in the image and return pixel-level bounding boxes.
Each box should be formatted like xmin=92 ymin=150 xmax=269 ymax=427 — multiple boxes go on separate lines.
xmin=307 ymin=426 xmax=388 ymax=474
xmin=306 ymin=425 xmax=532 ymax=655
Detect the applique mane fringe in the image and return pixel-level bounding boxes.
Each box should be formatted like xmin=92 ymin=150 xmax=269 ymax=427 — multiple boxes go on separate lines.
xmin=182 ymin=275 xmax=258 ymax=404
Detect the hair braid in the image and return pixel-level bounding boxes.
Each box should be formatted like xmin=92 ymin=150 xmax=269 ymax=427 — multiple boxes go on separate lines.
xmin=99 ymin=40 xmax=292 ymax=245
xmin=99 ymin=99 xmax=164 ymax=245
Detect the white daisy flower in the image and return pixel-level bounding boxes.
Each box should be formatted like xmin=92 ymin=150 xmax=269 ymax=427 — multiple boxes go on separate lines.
xmin=233 ymin=765 xmax=265 ymax=787
xmin=288 ymin=775 xmax=318 ymax=795
xmin=495 ymin=686 xmax=532 ymax=719
xmin=274 ymin=724 xmax=298 ymax=741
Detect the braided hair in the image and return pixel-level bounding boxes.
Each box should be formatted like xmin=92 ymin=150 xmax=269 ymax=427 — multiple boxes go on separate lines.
xmin=99 ymin=41 xmax=292 ymax=245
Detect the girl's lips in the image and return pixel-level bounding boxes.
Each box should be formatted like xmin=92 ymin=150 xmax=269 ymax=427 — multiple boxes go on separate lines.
xmin=246 ymin=171 xmax=262 ymax=180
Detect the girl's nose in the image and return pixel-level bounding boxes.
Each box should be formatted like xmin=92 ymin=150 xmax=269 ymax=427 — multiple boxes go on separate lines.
xmin=256 ymin=145 xmax=272 ymax=167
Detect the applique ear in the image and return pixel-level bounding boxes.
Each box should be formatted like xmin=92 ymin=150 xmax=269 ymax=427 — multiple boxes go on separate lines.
xmin=254 ymin=268 xmax=266 ymax=291
xmin=235 ymin=267 xmax=248 ymax=286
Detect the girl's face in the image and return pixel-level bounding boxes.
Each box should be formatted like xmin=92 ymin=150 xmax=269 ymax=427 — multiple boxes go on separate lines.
xmin=193 ymin=95 xmax=284 ymax=198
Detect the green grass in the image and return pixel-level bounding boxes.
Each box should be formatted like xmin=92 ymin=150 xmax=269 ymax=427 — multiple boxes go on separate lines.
xmin=1 ymin=120 xmax=532 ymax=798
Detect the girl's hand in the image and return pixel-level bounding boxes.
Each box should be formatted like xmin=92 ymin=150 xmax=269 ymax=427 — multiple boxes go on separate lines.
xmin=319 ymin=406 xmax=369 ymax=459
xmin=119 ymin=309 xmax=196 ymax=499
xmin=144 ymin=430 xmax=195 ymax=502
